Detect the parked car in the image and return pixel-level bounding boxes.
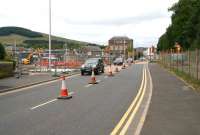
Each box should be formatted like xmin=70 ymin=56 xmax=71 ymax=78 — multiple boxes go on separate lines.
xmin=81 ymin=58 xmax=104 ymax=75
xmin=139 ymin=57 xmax=146 ymax=61
xmin=113 ymin=57 xmax=123 ymax=65
xmin=127 ymin=58 xmax=133 ymax=63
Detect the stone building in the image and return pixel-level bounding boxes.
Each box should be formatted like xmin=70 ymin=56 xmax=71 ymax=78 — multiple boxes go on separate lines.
xmin=108 ymin=36 xmax=133 ymax=59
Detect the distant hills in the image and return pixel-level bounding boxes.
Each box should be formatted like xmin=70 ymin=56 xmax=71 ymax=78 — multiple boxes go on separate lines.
xmin=0 ymin=27 xmax=43 ymax=38
xmin=0 ymin=26 xmax=100 ymax=49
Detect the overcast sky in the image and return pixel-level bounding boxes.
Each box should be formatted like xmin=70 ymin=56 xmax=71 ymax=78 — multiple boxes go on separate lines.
xmin=0 ymin=0 xmax=178 ymax=47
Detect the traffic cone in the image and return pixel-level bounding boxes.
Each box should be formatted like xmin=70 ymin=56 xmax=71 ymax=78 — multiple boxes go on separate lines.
xmin=108 ymin=65 xmax=114 ymax=77
xmin=57 ymin=76 xmax=72 ymax=99
xmin=128 ymin=61 xmax=131 ymax=66
xmin=89 ymin=68 xmax=98 ymax=84
xmin=122 ymin=63 xmax=126 ymax=69
xmin=115 ymin=66 xmax=119 ymax=72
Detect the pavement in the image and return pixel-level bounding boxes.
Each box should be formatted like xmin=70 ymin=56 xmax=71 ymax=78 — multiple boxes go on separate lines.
xmin=0 ymin=71 xmax=78 ymax=93
xmin=141 ymin=63 xmax=200 ymax=135
xmin=0 ymin=63 xmax=143 ymax=135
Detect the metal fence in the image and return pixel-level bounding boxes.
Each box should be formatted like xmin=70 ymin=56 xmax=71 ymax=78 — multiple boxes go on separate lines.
xmin=159 ymin=49 xmax=200 ymax=80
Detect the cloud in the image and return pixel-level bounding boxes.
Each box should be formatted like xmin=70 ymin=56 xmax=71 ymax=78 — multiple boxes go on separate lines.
xmin=64 ymin=11 xmax=169 ymax=27
xmin=0 ymin=0 xmax=177 ymax=47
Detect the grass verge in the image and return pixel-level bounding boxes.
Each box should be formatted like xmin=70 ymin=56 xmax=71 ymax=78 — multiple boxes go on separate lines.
xmin=159 ymin=62 xmax=200 ymax=93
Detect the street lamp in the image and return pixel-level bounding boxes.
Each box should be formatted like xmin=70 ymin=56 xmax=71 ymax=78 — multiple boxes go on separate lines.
xmin=48 ymin=0 xmax=52 ymax=71
xmin=124 ymin=39 xmax=126 ymax=61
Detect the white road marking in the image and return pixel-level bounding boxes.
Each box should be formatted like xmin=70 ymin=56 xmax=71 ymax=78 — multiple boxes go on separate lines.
xmin=85 ymin=84 xmax=92 ymax=87
xmin=97 ymin=80 xmax=101 ymax=83
xmin=30 ymin=99 xmax=57 ymax=110
xmin=30 ymin=91 xmax=74 ymax=110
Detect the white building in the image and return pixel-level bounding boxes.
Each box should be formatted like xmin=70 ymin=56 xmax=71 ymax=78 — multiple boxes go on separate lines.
xmin=143 ymin=46 xmax=157 ymax=60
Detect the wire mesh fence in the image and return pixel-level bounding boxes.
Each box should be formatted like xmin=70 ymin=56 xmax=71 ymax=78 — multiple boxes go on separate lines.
xmin=159 ymin=49 xmax=200 ymax=80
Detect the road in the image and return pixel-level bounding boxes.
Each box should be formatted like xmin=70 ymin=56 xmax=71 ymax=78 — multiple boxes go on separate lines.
xmin=0 ymin=64 xmax=147 ymax=135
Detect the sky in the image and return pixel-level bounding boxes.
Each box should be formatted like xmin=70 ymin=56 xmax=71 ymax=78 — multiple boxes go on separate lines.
xmin=0 ymin=0 xmax=178 ymax=47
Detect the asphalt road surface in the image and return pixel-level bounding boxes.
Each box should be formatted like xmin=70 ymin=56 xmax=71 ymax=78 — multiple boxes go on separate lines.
xmin=0 ymin=64 xmax=144 ymax=135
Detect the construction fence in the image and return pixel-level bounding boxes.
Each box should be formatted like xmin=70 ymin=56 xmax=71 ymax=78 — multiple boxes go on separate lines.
xmin=159 ymin=49 xmax=200 ymax=80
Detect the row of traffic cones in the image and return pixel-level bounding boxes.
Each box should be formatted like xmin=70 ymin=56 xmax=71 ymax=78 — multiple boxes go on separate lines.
xmin=57 ymin=68 xmax=99 ymax=100
xmin=88 ymin=64 xmax=122 ymax=84
xmin=57 ymin=62 xmax=133 ymax=100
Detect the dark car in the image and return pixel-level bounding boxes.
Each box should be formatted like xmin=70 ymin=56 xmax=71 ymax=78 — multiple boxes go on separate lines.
xmin=81 ymin=58 xmax=104 ymax=75
xmin=113 ymin=57 xmax=123 ymax=65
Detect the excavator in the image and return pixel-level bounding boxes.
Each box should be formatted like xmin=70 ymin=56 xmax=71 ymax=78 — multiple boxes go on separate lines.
xmin=22 ymin=53 xmax=33 ymax=65
xmin=21 ymin=48 xmax=43 ymax=65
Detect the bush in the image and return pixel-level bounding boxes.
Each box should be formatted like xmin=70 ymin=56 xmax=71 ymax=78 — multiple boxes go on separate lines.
xmin=0 ymin=62 xmax=13 ymax=78
xmin=0 ymin=43 xmax=6 ymax=60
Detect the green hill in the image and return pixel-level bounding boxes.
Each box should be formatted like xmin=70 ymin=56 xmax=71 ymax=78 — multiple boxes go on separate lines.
xmin=0 ymin=26 xmax=92 ymax=49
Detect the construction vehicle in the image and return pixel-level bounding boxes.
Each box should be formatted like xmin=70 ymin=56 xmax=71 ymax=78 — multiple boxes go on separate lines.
xmin=21 ymin=48 xmax=43 ymax=65
xmin=21 ymin=53 xmax=33 ymax=65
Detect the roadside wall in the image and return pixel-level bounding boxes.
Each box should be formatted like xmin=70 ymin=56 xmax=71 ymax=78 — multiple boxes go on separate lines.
xmin=0 ymin=62 xmax=14 ymax=79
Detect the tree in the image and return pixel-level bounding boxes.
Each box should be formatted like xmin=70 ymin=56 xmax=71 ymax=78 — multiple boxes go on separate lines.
xmin=157 ymin=0 xmax=200 ymax=51
xmin=0 ymin=43 xmax=6 ymax=60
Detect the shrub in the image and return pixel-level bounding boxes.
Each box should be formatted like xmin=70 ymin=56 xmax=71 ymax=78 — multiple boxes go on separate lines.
xmin=0 ymin=43 xmax=6 ymax=60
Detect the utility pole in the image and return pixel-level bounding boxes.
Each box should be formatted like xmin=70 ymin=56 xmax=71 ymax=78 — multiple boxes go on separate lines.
xmin=64 ymin=43 xmax=67 ymax=62
xmin=64 ymin=43 xmax=67 ymax=71
xmin=14 ymin=40 xmax=16 ymax=60
xmin=48 ymin=0 xmax=52 ymax=71
xmin=124 ymin=39 xmax=126 ymax=63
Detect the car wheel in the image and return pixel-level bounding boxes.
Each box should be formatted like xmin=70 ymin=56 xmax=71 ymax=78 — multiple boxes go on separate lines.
xmin=95 ymin=70 xmax=99 ymax=75
xmin=102 ymin=68 xmax=104 ymax=73
xmin=81 ymin=71 xmax=84 ymax=76
xmin=89 ymin=71 xmax=92 ymax=75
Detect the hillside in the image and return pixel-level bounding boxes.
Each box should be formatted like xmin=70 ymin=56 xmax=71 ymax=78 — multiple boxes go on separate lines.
xmin=0 ymin=26 xmax=94 ymax=49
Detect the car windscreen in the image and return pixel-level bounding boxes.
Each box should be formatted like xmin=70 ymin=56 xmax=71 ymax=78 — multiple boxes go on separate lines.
xmin=115 ymin=58 xmax=122 ymax=62
xmin=85 ymin=59 xmax=98 ymax=65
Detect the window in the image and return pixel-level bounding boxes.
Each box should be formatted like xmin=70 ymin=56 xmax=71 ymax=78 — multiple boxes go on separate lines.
xmin=110 ymin=46 xmax=113 ymax=50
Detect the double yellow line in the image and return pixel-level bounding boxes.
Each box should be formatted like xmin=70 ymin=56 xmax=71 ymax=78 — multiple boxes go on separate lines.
xmin=111 ymin=65 xmax=147 ymax=135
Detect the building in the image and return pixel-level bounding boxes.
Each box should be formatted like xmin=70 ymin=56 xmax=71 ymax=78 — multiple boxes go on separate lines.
xmin=81 ymin=45 xmax=102 ymax=58
xmin=108 ymin=36 xmax=133 ymax=59
xmin=143 ymin=46 xmax=157 ymax=60
xmin=134 ymin=47 xmax=147 ymax=60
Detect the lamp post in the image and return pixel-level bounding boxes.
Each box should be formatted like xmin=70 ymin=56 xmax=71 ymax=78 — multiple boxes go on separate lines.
xmin=64 ymin=43 xmax=67 ymax=72
xmin=124 ymin=39 xmax=126 ymax=62
xmin=48 ymin=0 xmax=52 ymax=71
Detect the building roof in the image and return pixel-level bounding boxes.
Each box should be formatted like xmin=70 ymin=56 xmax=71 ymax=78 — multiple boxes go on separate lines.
xmin=109 ymin=36 xmax=131 ymax=41
xmin=83 ymin=45 xmax=101 ymax=52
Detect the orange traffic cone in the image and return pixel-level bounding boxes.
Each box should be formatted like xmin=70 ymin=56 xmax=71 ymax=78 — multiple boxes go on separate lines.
xmin=122 ymin=63 xmax=126 ymax=69
xmin=89 ymin=68 xmax=98 ymax=84
xmin=57 ymin=76 xmax=72 ymax=99
xmin=128 ymin=61 xmax=132 ymax=66
xmin=115 ymin=66 xmax=119 ymax=72
xmin=108 ymin=65 xmax=114 ymax=77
